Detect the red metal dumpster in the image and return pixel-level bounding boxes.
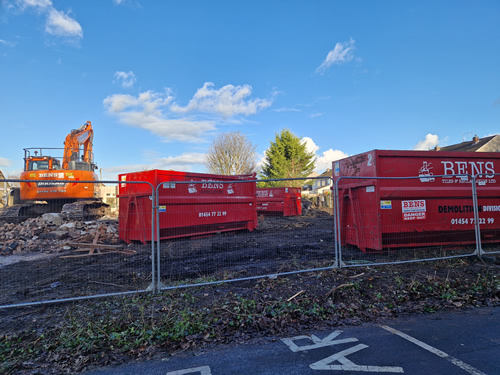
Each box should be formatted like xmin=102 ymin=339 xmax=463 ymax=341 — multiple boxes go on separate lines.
xmin=118 ymin=170 xmax=257 ymax=243
xmin=256 ymin=187 xmax=302 ymax=216
xmin=334 ymin=150 xmax=500 ymax=252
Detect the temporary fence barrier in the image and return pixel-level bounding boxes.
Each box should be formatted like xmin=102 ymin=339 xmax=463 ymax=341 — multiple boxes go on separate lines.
xmin=474 ymin=173 xmax=500 ymax=255
xmin=0 ymin=176 xmax=336 ymax=308
xmin=0 ymin=179 xmax=155 ymax=309
xmin=2 ymin=168 xmax=498 ymax=309
xmin=334 ymin=174 xmax=481 ymax=266
xmin=332 ymin=150 xmax=500 ymax=266
xmin=154 ymin=177 xmax=336 ymax=292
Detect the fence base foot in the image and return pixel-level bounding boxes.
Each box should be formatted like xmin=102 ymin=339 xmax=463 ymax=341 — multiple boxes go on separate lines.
xmin=475 ymin=255 xmax=497 ymax=265
xmin=333 ymin=259 xmax=345 ymax=269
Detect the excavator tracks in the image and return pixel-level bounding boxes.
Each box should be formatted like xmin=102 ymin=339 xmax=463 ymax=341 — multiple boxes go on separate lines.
xmin=61 ymin=200 xmax=110 ymax=221
xmin=0 ymin=200 xmax=110 ymax=223
xmin=0 ymin=205 xmax=25 ymax=224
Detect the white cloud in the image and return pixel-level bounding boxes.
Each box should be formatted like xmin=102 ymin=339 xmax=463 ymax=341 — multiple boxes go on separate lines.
xmin=316 ymin=38 xmax=356 ymax=74
xmin=45 ymin=8 xmax=82 ymax=38
xmin=302 ymin=137 xmax=320 ymax=154
xmin=10 ymin=0 xmax=83 ymax=42
xmin=310 ymin=112 xmax=323 ymax=118
xmin=16 ymin=0 xmax=52 ymax=11
xmin=0 ymin=39 xmax=16 ymax=47
xmin=272 ymin=107 xmax=301 ymax=113
xmin=0 ymin=157 xmax=12 ymax=168
xmin=413 ymin=134 xmax=439 ymax=150
xmin=170 ymin=82 xmax=272 ymax=117
xmin=103 ymin=91 xmax=215 ymax=143
xmin=104 ymin=82 xmax=271 ymax=143
xmin=302 ymin=137 xmax=348 ymax=172
xmin=316 ymin=149 xmax=348 ymax=172
xmin=114 ymin=71 xmax=136 ymax=88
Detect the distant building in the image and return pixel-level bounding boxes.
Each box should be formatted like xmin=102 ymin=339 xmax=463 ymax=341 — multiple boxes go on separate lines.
xmin=433 ymin=134 xmax=500 ymax=152
xmin=96 ymin=184 xmax=118 ymax=214
xmin=311 ymin=169 xmax=333 ymax=195
xmin=301 ymin=171 xmax=319 ymax=195
xmin=0 ymin=171 xmax=10 ymax=208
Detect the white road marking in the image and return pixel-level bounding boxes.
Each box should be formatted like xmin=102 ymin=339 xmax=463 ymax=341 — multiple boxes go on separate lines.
xmin=166 ymin=365 xmax=212 ymax=375
xmin=309 ymin=343 xmax=404 ymax=373
xmin=380 ymin=325 xmax=488 ymax=375
xmin=281 ymin=330 xmax=358 ymax=352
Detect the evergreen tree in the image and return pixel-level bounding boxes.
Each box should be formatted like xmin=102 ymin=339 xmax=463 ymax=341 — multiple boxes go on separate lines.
xmin=260 ymin=129 xmax=316 ymax=186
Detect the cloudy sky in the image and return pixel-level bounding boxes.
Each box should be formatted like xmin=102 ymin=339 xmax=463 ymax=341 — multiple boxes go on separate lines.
xmin=1 ymin=0 xmax=499 ymax=179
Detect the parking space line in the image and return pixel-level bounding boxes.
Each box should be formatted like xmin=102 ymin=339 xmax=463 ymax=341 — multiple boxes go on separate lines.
xmin=380 ymin=325 xmax=488 ymax=375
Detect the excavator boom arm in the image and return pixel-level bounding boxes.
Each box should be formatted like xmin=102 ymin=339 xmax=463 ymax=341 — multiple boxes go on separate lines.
xmin=62 ymin=121 xmax=94 ymax=169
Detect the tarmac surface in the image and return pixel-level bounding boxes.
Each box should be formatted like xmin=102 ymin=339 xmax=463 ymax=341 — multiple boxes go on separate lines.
xmin=83 ymin=306 xmax=499 ymax=375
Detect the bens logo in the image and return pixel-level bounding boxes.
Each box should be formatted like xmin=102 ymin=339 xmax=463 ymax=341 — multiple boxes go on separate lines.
xmin=418 ymin=160 xmax=496 ymax=183
xmin=441 ymin=161 xmax=495 ymax=178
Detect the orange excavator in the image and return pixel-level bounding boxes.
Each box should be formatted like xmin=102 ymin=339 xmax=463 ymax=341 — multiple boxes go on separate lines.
xmin=0 ymin=121 xmax=109 ymax=222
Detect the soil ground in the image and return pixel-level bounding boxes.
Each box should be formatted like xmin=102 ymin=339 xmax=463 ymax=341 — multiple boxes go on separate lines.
xmin=0 ymin=209 xmax=336 ymax=307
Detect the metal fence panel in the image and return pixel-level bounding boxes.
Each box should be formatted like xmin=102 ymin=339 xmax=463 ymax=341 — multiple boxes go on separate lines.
xmin=474 ymin=173 xmax=500 ymax=255
xmin=0 ymin=179 xmax=155 ymax=308
xmin=334 ymin=175 xmax=479 ymax=267
xmin=154 ymin=177 xmax=337 ymax=291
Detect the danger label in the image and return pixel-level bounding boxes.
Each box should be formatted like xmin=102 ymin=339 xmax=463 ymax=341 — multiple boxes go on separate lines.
xmin=402 ymin=200 xmax=426 ymax=221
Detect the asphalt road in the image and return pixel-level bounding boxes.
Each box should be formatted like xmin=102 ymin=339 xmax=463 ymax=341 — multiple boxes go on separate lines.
xmin=83 ymin=306 xmax=499 ymax=375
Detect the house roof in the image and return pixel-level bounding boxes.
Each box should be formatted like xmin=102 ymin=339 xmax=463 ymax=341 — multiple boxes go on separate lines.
xmin=436 ymin=135 xmax=499 ymax=152
xmin=318 ymin=168 xmax=332 ymax=178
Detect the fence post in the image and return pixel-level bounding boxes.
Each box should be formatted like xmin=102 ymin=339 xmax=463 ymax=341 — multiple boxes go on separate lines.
xmin=471 ymin=176 xmax=484 ymax=256
xmin=155 ymin=183 xmax=165 ymax=292
xmin=333 ymin=177 xmax=341 ymax=268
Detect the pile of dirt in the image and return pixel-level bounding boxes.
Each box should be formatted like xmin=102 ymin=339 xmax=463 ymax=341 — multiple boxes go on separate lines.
xmin=0 ymin=214 xmax=120 ymax=257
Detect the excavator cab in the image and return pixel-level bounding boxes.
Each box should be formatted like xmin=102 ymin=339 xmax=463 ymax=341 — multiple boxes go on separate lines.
xmin=26 ymin=156 xmax=61 ymax=171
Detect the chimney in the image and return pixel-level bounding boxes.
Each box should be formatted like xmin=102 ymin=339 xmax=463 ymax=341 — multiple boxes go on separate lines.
xmin=472 ymin=134 xmax=479 ymax=144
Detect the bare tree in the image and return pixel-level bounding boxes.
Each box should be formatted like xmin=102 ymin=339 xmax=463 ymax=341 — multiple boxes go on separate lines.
xmin=205 ymin=132 xmax=258 ymax=175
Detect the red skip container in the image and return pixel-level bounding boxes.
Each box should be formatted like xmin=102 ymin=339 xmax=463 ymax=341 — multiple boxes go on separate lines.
xmin=118 ymin=170 xmax=257 ymax=243
xmin=256 ymin=187 xmax=302 ymax=216
xmin=334 ymin=150 xmax=500 ymax=252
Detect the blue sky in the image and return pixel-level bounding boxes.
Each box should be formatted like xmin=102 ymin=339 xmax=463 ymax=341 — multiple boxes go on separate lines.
xmin=1 ymin=0 xmax=499 ymax=180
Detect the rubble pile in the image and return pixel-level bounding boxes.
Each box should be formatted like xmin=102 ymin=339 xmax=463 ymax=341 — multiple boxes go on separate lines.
xmin=0 ymin=213 xmax=121 ymax=255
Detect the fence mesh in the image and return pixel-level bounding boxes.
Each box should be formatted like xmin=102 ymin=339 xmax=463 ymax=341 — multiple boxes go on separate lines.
xmin=475 ymin=173 xmax=500 ymax=255
xmin=1 ymin=170 xmax=498 ymax=308
xmin=156 ymin=179 xmax=336 ymax=290
xmin=0 ymin=180 xmax=154 ymax=308
xmin=334 ymin=175 xmax=479 ymax=266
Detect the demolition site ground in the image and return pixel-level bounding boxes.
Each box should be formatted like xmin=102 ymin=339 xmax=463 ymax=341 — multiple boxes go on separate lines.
xmin=0 ymin=208 xmax=499 ymax=374
xmin=0 ymin=209 xmax=336 ymax=306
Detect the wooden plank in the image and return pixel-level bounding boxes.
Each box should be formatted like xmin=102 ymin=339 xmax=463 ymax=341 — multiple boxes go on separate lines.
xmin=66 ymin=243 xmax=125 ymax=249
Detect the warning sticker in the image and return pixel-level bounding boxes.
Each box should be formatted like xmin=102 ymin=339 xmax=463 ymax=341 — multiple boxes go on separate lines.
xmin=380 ymin=201 xmax=392 ymax=209
xmin=402 ymin=200 xmax=426 ymax=221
